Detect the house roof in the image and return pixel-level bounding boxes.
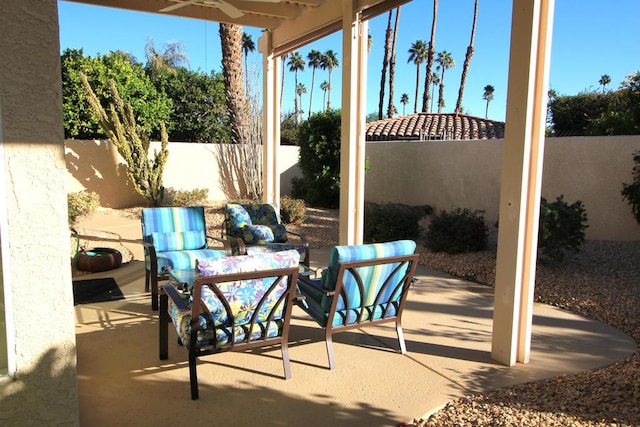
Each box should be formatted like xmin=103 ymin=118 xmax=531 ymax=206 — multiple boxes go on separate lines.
xmin=365 ymin=113 xmax=506 ymax=141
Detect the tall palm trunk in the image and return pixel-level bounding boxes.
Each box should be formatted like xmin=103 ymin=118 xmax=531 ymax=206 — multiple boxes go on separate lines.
xmin=387 ymin=7 xmax=401 ymax=118
xmin=280 ymin=54 xmax=287 ymax=111
xmin=308 ymin=68 xmax=316 ymax=118
xmin=293 ymin=71 xmax=299 ymax=123
xmin=220 ymin=23 xmax=247 ymax=145
xmin=378 ymin=11 xmax=393 ymax=120
xmin=455 ymin=0 xmax=478 ymax=114
xmin=422 ymin=0 xmax=438 ymax=112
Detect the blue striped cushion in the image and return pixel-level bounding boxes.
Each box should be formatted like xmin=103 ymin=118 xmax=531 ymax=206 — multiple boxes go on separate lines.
xmin=152 ymin=249 xmax=226 ymax=273
xmin=151 ymin=230 xmax=206 ymax=252
xmin=320 ymin=240 xmax=416 ymax=325
xmin=142 ymin=206 xmax=207 ymax=236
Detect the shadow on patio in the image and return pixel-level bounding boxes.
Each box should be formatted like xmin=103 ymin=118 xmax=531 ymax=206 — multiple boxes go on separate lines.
xmin=72 ymin=213 xmax=636 ymax=426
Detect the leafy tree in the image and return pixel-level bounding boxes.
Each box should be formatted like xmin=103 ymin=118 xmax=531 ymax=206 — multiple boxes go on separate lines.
xmin=320 ymin=81 xmax=330 ymax=111
xmin=483 ymin=84 xmax=495 ymax=118
xmin=307 ymin=49 xmax=323 ymax=118
xmin=455 ymin=0 xmax=478 ymax=114
xmin=322 ymin=50 xmax=339 ymax=110
xmin=62 ymin=48 xmax=172 ymax=140
xmin=149 ymin=67 xmax=230 ymax=142
xmin=79 ymin=71 xmax=168 ymax=206
xmin=400 ymin=93 xmax=409 ymax=115
xmin=621 ymin=150 xmax=640 ymax=225
xmin=588 ymin=71 xmax=640 ymax=135
xmin=288 ymin=52 xmax=305 ymax=123
xmin=242 ymin=32 xmax=255 ymax=94
xmin=280 ymin=112 xmax=300 ymax=145
xmin=599 ymin=74 xmax=611 ymax=93
xmin=296 ymin=110 xmax=342 ymax=208
xmin=407 ymin=40 xmax=428 ymax=114
xmin=387 ymin=6 xmax=401 ymax=119
xmin=436 ymin=50 xmax=455 ymax=113
xmin=422 ymin=0 xmax=439 ymax=112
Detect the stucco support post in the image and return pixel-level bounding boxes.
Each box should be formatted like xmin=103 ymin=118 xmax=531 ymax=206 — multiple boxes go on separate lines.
xmin=339 ymin=0 xmax=368 ymax=245
xmin=492 ymin=0 xmax=554 ymax=365
xmin=259 ymin=31 xmax=281 ymax=205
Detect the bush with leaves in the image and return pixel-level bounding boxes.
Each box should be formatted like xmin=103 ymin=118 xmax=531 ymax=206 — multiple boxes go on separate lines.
xmin=364 ymin=202 xmax=431 ymax=243
xmin=426 ymin=208 xmax=488 ymax=254
xmin=296 ymin=110 xmax=342 ymax=208
xmin=280 ymin=196 xmax=306 ymax=224
xmin=170 ymin=188 xmax=209 ymax=207
xmin=622 ymin=150 xmax=640 ymax=225
xmin=538 ymin=195 xmax=588 ymax=262
xmin=68 ymin=191 xmax=100 ymax=225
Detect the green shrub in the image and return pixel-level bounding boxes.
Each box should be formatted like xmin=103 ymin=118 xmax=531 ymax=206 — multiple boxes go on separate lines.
xmin=296 ymin=110 xmax=342 ymax=208
xmin=290 ymin=176 xmax=308 ymax=200
xmin=538 ymin=195 xmax=588 ymax=262
xmin=621 ymin=150 xmax=640 ymax=225
xmin=280 ymin=196 xmax=306 ymax=224
xmin=171 ymin=188 xmax=209 ymax=207
xmin=364 ymin=202 xmax=431 ymax=243
xmin=426 ymin=208 xmax=488 ymax=254
xmin=68 ymin=191 xmax=100 ymax=225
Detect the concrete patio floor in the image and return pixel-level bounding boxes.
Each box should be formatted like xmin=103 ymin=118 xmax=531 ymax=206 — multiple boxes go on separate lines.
xmin=72 ymin=212 xmax=636 ymax=426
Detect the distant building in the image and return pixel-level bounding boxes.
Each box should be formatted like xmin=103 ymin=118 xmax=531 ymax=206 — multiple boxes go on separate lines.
xmin=366 ymin=113 xmax=505 ymax=141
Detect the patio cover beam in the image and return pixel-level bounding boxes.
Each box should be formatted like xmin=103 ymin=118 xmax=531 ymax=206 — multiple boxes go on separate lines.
xmin=492 ymin=0 xmax=554 ymax=366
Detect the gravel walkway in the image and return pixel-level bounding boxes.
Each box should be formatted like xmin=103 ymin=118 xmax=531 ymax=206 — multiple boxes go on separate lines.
xmin=86 ymin=205 xmax=640 ymax=426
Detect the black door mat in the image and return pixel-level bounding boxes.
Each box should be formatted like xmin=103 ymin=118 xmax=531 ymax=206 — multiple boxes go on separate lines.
xmin=72 ymin=277 xmax=125 ymax=305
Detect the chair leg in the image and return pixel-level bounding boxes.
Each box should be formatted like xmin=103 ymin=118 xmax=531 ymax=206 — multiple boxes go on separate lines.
xmin=189 ymin=353 xmax=199 ymax=400
xmin=144 ymin=269 xmax=150 ymax=292
xmin=396 ymin=322 xmax=407 ymax=354
xmin=151 ymin=273 xmax=159 ymax=311
xmin=281 ymin=343 xmax=292 ymax=379
xmin=159 ymin=293 xmax=169 ymax=360
xmin=325 ymin=329 xmax=336 ymax=370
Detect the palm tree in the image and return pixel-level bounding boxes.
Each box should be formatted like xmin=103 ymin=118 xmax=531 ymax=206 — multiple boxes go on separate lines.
xmin=400 ymin=93 xmax=409 ymax=115
xmin=242 ymin=32 xmax=255 ymax=95
xmin=296 ymin=83 xmax=307 ymax=122
xmin=368 ymin=31 xmax=373 ymax=53
xmin=288 ymin=52 xmax=305 ymax=123
xmin=430 ymin=70 xmax=440 ymax=112
xmin=422 ymin=0 xmax=439 ymax=112
xmin=483 ymin=84 xmax=495 ymax=118
xmin=145 ymin=37 xmax=189 ymax=74
xmin=599 ymin=74 xmax=611 ymax=93
xmin=387 ymin=7 xmax=401 ymax=119
xmin=322 ymin=50 xmax=339 ymax=110
xmin=379 ymin=11 xmax=393 ymax=119
xmin=455 ymin=0 xmax=478 ymax=114
xmin=408 ymin=40 xmax=428 ymax=114
xmin=280 ymin=53 xmax=289 ymax=111
xmin=307 ymin=49 xmax=322 ymax=118
xmin=436 ymin=51 xmax=455 ymax=113
xmin=219 ymin=23 xmax=248 ymax=145
xmin=320 ymin=80 xmax=330 ymax=111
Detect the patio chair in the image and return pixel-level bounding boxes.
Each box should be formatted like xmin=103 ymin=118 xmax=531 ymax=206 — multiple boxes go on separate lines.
xmin=222 ymin=202 xmax=310 ymax=267
xmin=141 ymin=206 xmax=231 ymax=310
xmin=159 ymin=250 xmax=300 ymax=400
xmin=295 ymin=240 xmax=418 ymax=369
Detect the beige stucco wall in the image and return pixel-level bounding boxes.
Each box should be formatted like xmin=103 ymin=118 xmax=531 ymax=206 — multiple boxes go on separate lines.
xmin=0 ymin=1 xmax=80 ymax=425
xmin=65 ymin=140 xmax=301 ymax=207
xmin=365 ymin=136 xmax=640 ymax=241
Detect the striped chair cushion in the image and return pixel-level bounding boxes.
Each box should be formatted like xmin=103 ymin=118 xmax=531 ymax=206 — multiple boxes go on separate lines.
xmin=151 ymin=230 xmax=206 ymax=252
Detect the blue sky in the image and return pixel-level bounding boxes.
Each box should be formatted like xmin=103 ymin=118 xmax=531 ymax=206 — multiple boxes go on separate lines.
xmin=58 ymin=0 xmax=639 ymax=122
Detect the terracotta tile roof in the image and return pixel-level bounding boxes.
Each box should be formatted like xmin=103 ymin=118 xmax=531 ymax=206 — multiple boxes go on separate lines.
xmin=365 ymin=113 xmax=505 ymax=141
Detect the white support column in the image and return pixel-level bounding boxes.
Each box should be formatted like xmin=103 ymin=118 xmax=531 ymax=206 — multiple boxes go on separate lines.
xmin=338 ymin=0 xmax=368 ymax=245
xmin=259 ymin=31 xmax=281 ymax=205
xmin=492 ymin=0 xmax=555 ymax=366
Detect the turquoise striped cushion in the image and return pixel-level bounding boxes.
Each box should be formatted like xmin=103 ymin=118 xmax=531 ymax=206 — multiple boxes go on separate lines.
xmin=151 ymin=230 xmax=206 ymax=252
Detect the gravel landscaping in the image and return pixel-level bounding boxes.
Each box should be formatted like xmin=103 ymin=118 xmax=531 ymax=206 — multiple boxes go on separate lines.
xmin=81 ymin=204 xmax=640 ymax=426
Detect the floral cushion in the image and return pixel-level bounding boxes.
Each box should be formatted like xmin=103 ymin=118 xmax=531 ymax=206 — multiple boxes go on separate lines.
xmin=225 ymin=203 xmax=252 ymax=238
xmin=169 ymin=250 xmax=300 ymax=349
xmin=243 ymin=224 xmax=275 ymax=244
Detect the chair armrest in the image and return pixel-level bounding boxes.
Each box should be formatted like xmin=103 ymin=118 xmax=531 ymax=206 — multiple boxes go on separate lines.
xmin=206 ymin=235 xmax=233 ymax=256
xmin=142 ymin=240 xmax=159 ymax=271
xmin=286 ymin=229 xmax=310 ymax=266
xmin=161 ymin=284 xmax=191 ymax=312
xmin=297 ymin=275 xmax=335 ymax=296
